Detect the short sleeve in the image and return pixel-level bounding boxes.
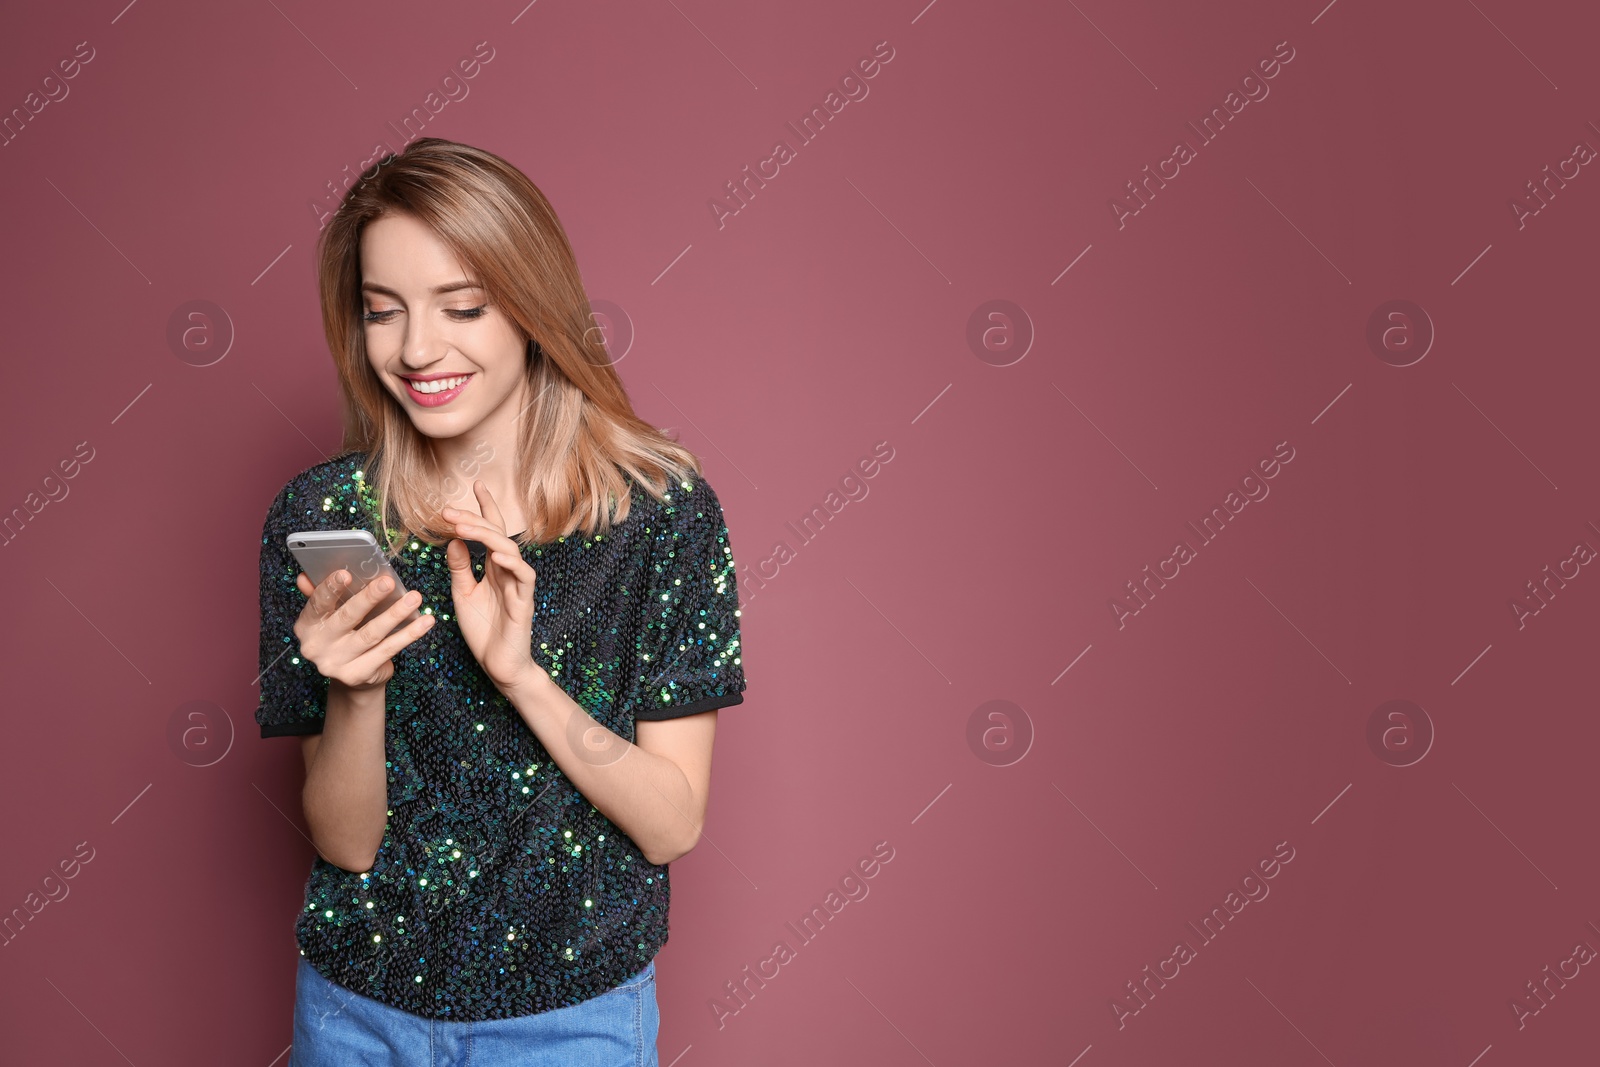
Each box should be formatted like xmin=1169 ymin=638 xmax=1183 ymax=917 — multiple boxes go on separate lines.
xmin=629 ymin=477 xmax=747 ymax=721
xmin=254 ymin=483 xmax=331 ymax=739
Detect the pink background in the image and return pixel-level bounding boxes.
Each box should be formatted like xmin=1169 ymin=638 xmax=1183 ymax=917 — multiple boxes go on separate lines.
xmin=3 ymin=1 xmax=1598 ymax=1063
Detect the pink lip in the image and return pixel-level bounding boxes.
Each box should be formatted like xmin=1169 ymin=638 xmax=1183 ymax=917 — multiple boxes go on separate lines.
xmin=403 ymin=373 xmax=473 ymax=407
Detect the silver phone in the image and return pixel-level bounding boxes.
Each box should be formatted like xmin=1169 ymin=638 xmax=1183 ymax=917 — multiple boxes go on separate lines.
xmin=287 ymin=529 xmax=422 ymax=636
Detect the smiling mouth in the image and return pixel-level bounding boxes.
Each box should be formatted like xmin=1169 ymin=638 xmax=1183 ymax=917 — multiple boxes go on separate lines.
xmin=402 ymin=373 xmax=474 ymax=406
xmin=407 ymin=374 xmax=471 ymax=393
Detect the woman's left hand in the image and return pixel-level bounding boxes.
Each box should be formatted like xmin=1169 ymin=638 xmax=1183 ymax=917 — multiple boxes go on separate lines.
xmin=442 ymin=482 xmax=541 ymax=698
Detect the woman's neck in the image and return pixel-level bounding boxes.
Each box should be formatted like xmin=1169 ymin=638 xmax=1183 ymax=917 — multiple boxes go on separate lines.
xmin=426 ymin=383 xmax=529 ymax=533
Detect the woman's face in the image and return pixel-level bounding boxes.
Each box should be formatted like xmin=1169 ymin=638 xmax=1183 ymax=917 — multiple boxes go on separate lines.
xmin=359 ymin=211 xmax=527 ymax=442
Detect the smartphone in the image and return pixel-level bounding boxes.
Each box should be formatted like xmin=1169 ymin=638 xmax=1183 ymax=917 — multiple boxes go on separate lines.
xmin=287 ymin=529 xmax=422 ymax=636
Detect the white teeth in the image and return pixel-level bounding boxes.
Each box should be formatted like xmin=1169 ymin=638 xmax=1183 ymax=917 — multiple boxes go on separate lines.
xmin=409 ymin=374 xmax=469 ymax=394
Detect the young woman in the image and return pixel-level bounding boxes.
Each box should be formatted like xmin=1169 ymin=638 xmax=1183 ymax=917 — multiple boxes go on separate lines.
xmin=254 ymin=137 xmax=746 ymax=1065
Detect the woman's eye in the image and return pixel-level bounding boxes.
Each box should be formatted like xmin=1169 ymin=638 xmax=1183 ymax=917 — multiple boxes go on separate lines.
xmin=362 ymin=305 xmax=486 ymax=323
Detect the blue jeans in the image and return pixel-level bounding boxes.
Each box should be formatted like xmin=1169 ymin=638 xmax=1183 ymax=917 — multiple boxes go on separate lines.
xmin=289 ymin=955 xmax=660 ymax=1066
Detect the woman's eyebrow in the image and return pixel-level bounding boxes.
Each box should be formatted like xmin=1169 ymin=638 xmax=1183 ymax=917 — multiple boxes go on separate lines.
xmin=361 ymin=280 xmax=485 ymax=297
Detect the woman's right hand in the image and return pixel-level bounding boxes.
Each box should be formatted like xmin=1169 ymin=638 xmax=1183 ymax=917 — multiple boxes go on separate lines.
xmin=293 ymin=570 xmax=437 ymax=691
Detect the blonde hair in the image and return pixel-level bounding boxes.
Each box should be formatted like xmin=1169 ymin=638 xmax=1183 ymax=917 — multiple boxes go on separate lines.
xmin=314 ymin=137 xmax=701 ymax=556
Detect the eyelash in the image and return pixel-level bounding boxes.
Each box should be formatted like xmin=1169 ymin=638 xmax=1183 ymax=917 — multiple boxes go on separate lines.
xmin=362 ymin=305 xmax=487 ymax=324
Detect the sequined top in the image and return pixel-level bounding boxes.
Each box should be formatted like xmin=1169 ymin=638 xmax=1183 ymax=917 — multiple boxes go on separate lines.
xmin=253 ymin=450 xmax=745 ymax=1021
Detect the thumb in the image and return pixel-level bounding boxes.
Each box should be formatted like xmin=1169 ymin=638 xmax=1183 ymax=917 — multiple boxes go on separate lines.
xmin=444 ymin=538 xmax=478 ymax=600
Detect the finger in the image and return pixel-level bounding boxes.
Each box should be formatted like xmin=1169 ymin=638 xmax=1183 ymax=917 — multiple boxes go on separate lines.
xmin=352 ymin=588 xmax=426 ymax=647
xmin=308 ymin=569 xmax=352 ymax=620
xmin=330 ymin=573 xmax=400 ymax=631
xmin=444 ymin=537 xmax=476 ymax=580
xmin=454 ymin=518 xmax=521 ymax=558
xmin=351 ymin=611 xmax=436 ymax=673
xmin=486 ymin=547 xmax=537 ymax=598
xmin=296 ymin=573 xmax=315 ymax=597
xmin=473 ymin=479 xmax=508 ymax=532
xmin=442 ymin=485 xmax=505 ymax=541
xmin=489 ymin=550 xmax=535 ymax=590
xmin=488 ymin=552 xmax=536 ymax=616
xmin=444 ymin=537 xmax=483 ymax=608
xmin=489 ymin=548 xmax=535 ymax=580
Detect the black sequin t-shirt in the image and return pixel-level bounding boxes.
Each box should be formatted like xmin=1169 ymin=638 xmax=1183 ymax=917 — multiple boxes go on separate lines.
xmin=253 ymin=450 xmax=746 ymax=1021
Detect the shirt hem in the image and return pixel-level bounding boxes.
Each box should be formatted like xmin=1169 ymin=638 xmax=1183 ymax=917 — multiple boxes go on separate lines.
xmin=260 ymin=720 xmax=326 ymax=739
xmin=634 ymin=690 xmax=744 ymax=721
